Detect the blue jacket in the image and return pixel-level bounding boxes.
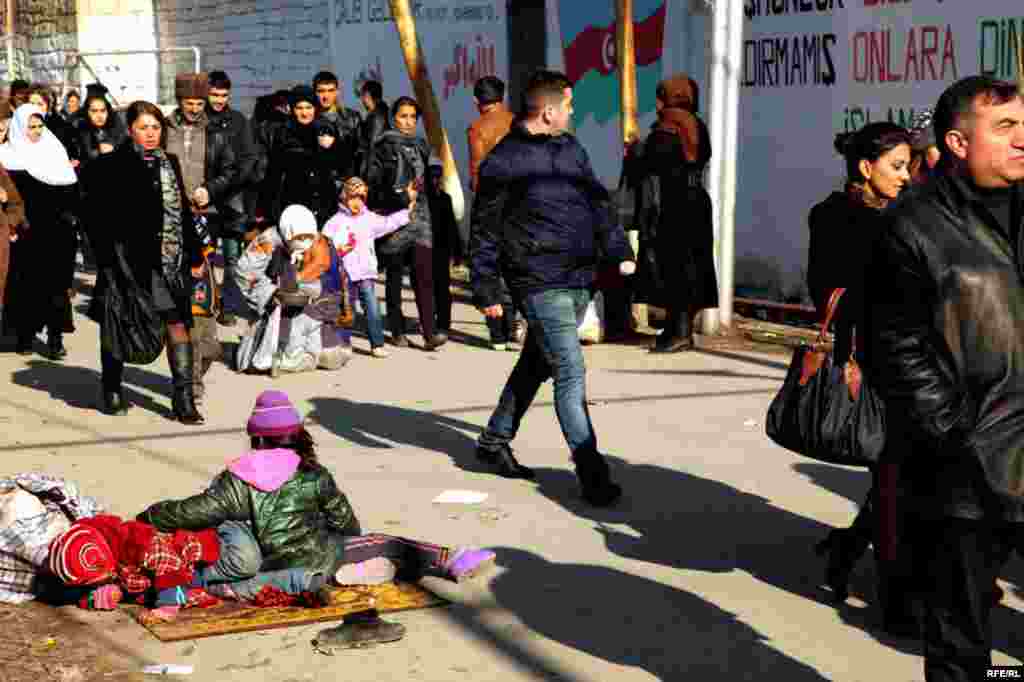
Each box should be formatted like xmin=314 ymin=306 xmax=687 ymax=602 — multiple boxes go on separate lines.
xmin=470 ymin=123 xmax=633 ymax=307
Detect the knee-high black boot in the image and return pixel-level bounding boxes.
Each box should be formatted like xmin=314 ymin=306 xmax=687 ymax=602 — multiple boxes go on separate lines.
xmin=100 ymin=349 xmax=129 ymax=415
xmin=168 ymin=343 xmax=204 ymax=425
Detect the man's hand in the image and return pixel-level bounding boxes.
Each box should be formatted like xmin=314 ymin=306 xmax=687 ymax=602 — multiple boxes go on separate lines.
xmin=191 ymin=261 xmax=207 ymax=278
xmin=0 ymin=187 xmax=8 ymax=204
xmin=481 ymin=304 xmax=504 ymax=319
xmin=406 ymin=181 xmax=418 ymax=208
xmin=318 ymin=134 xmax=336 ymax=149
xmin=98 ymin=143 xmax=114 ymax=155
xmin=619 ymin=261 xmax=636 ymax=276
xmin=192 ymin=187 xmax=210 ymax=208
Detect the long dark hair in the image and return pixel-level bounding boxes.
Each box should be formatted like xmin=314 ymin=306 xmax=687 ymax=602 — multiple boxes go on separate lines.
xmin=250 ymin=427 xmax=319 ymax=470
xmin=833 ymin=122 xmax=912 ymax=186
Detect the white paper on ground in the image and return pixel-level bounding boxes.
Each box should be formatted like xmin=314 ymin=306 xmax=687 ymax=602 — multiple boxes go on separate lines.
xmin=140 ymin=664 xmax=194 ymax=675
xmin=432 ymin=490 xmax=489 ymax=505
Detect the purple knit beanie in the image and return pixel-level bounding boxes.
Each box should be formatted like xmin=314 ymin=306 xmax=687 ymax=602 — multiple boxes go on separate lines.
xmin=247 ymin=390 xmax=303 ymax=438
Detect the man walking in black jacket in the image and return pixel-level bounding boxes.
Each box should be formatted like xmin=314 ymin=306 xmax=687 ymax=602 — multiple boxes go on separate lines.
xmin=867 ymin=76 xmax=1024 ymax=681
xmin=470 ymin=70 xmax=635 ymax=507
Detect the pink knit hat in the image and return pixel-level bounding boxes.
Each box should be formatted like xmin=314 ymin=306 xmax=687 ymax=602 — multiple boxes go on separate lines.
xmin=246 ymin=390 xmax=303 ymax=438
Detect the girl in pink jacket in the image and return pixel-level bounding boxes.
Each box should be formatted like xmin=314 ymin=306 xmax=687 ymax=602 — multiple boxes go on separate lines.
xmin=323 ymin=177 xmax=416 ymax=357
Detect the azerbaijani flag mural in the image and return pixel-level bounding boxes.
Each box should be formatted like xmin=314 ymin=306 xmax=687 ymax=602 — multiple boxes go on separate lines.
xmin=560 ymin=0 xmax=666 ymax=126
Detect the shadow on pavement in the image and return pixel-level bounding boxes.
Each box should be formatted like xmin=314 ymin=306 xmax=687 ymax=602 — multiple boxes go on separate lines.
xmin=608 ymin=368 xmax=784 ymax=381
xmin=444 ymin=546 xmax=831 ymax=681
xmin=529 ymin=457 xmax=935 ymax=660
xmin=10 ymin=359 xmax=172 ymax=418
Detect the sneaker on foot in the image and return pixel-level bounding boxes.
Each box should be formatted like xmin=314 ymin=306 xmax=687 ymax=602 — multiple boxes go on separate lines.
xmin=491 ymin=342 xmax=506 ymax=351
xmin=334 ymin=557 xmax=398 ymax=586
xmin=444 ymin=548 xmax=496 ymax=583
xmin=371 ymin=347 xmax=390 ymax=358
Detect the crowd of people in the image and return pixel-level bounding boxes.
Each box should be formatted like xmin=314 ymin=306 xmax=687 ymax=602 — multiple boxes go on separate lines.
xmin=1 ymin=54 xmax=1021 ymax=680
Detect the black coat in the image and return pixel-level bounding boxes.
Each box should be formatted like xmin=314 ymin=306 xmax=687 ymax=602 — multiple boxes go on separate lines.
xmin=806 ymin=190 xmax=882 ymax=364
xmin=632 ymin=120 xmax=717 ymax=311
xmin=866 ymin=173 xmax=1024 ymax=522
xmin=4 ymin=171 xmax=78 ymax=334
xmin=207 ymin=107 xmax=259 ymax=235
xmin=261 ymin=120 xmax=344 ymax=228
xmin=317 ymin=107 xmax=362 ymax=185
xmin=82 ymin=144 xmax=202 ymax=327
xmin=470 ymin=123 xmax=633 ymax=307
xmin=357 ymin=103 xmax=389 ymax=177
xmin=366 ymin=130 xmax=433 ymax=253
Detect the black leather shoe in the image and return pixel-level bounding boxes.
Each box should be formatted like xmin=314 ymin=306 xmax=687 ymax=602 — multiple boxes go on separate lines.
xmin=424 ymin=333 xmax=448 ymax=351
xmin=102 ymin=390 xmax=129 ymax=416
xmin=476 ymin=444 xmax=535 ymax=479
xmin=46 ymin=335 xmax=67 ymax=361
xmin=814 ymin=528 xmax=870 ymax=604
xmin=391 ymin=333 xmax=409 ymax=348
xmin=650 ymin=336 xmax=694 ymax=353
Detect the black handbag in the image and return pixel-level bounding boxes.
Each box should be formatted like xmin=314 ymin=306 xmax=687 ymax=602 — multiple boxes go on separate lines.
xmin=765 ymin=288 xmax=886 ymax=467
xmin=100 ymin=243 xmax=166 ymax=365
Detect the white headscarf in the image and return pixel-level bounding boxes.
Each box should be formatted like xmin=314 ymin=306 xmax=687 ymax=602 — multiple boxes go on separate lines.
xmin=279 ymin=204 xmax=318 ymax=265
xmin=0 ymin=103 xmax=77 ymax=186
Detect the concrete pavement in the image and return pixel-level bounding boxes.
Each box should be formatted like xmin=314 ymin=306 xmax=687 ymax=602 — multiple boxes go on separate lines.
xmin=2 ymin=275 xmax=1022 ymax=681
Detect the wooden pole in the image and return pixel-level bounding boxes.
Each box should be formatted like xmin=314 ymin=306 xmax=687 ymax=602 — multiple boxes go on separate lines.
xmin=616 ymin=0 xmax=647 ymax=331
xmin=5 ymin=0 xmax=15 ymax=81
xmin=388 ymin=0 xmax=466 ymax=222
xmin=616 ymin=0 xmax=638 ymax=146
xmin=1017 ymin=31 xmax=1024 ymax=95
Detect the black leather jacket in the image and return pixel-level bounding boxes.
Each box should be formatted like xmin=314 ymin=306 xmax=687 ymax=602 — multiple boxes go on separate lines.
xmin=866 ymin=171 xmax=1024 ymax=521
xmin=207 ymin=107 xmax=259 ymax=234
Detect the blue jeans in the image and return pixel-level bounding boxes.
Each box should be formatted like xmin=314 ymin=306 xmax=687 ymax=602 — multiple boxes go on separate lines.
xmin=478 ymin=288 xmax=597 ymax=456
xmin=192 ymin=521 xmax=325 ymax=600
xmin=353 ymin=279 xmax=385 ymax=348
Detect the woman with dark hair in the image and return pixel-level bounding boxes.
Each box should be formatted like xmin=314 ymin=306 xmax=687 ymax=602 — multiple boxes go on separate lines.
xmin=80 ymin=100 xmax=206 ymax=423
xmin=806 ymin=121 xmax=916 ymax=634
xmin=60 ymin=90 xmax=80 ymax=122
xmin=366 ymin=95 xmax=445 ymax=351
xmin=0 ymin=104 xmax=79 ymax=359
xmin=138 ymin=390 xmax=496 ymax=648
xmin=633 ymin=73 xmax=716 ymax=353
xmin=260 ymin=85 xmax=346 ymax=228
xmin=75 ymin=93 xmax=126 ymax=171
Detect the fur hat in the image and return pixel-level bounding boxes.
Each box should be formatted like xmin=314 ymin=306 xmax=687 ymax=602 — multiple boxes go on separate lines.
xmin=908 ymin=108 xmax=936 ymax=152
xmin=175 ymin=72 xmax=210 ymax=101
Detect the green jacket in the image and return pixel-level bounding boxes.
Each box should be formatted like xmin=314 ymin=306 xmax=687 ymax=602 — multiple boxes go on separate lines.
xmin=139 ymin=462 xmax=360 ymax=575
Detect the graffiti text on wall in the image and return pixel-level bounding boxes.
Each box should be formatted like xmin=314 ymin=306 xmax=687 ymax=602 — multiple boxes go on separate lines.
xmin=979 ymin=17 xmax=1024 ymax=81
xmin=744 ymin=0 xmax=845 ymax=20
xmin=851 ymin=25 xmax=958 ymax=84
xmin=839 ymin=105 xmax=919 ymax=133
xmin=743 ymin=34 xmax=838 ymax=87
xmin=443 ymin=34 xmax=497 ymax=99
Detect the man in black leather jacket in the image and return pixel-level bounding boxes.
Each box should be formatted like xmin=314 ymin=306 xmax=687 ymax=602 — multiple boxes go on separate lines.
xmin=206 ymin=71 xmax=259 ymax=325
xmin=865 ymin=76 xmax=1024 ymax=681
xmin=313 ymin=71 xmax=361 ymax=186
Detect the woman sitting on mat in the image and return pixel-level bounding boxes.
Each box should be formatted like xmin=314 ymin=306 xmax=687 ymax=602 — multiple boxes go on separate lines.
xmin=136 ymin=389 xmax=495 ymax=646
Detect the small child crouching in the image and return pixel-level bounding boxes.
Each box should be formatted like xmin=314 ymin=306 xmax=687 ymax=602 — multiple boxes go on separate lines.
xmin=322 ymin=177 xmax=418 ymax=358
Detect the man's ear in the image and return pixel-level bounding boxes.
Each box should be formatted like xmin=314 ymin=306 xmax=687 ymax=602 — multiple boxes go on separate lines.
xmin=945 ymin=129 xmax=969 ymax=161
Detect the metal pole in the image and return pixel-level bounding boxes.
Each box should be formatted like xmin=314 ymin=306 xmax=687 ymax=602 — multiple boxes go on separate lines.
xmin=388 ymin=0 xmax=466 ymax=223
xmin=326 ymin=0 xmax=338 ymax=74
xmin=703 ymin=0 xmax=728 ymax=335
xmin=717 ymin=0 xmax=743 ymax=330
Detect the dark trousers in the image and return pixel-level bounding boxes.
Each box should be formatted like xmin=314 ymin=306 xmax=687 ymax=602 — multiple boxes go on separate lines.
xmin=433 ymin=241 xmax=452 ymax=332
xmin=384 ymin=244 xmax=435 ymax=340
xmin=916 ymin=518 xmax=1023 ymax=682
xmin=485 ymin=303 xmax=519 ymax=344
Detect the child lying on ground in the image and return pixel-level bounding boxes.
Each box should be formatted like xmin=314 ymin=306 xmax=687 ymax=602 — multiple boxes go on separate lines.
xmin=134 ymin=389 xmax=495 ymax=647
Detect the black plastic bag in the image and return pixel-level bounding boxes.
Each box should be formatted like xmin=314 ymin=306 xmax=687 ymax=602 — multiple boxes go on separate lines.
xmin=100 ymin=244 xmax=165 ymax=365
xmin=765 ymin=288 xmax=886 ymax=467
